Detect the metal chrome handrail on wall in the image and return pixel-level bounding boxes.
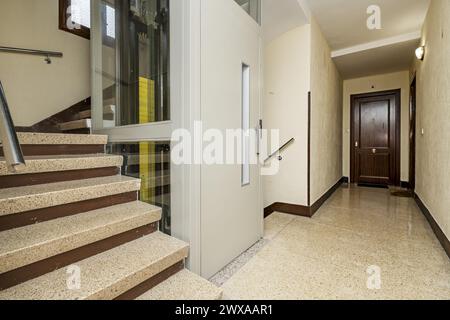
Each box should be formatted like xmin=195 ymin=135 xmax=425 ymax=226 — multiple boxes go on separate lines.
xmin=0 ymin=81 xmax=26 ymax=173
xmin=264 ymin=138 xmax=295 ymax=163
xmin=0 ymin=46 xmax=63 ymax=64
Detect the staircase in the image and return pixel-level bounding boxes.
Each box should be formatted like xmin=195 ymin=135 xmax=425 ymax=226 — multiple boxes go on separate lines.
xmin=58 ymin=105 xmax=116 ymax=134
xmin=0 ymin=132 xmax=222 ymax=300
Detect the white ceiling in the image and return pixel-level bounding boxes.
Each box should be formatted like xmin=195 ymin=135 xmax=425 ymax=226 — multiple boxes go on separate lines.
xmin=260 ymin=0 xmax=431 ymax=79
xmin=306 ymin=0 xmax=430 ymax=79
xmin=306 ymin=0 xmax=430 ymax=50
xmin=261 ymin=0 xmax=310 ymax=44
xmin=333 ymin=38 xmax=419 ymax=79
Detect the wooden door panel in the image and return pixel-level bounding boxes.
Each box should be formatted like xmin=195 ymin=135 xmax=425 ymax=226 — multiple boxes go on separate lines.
xmin=358 ymin=153 xmax=390 ymax=184
xmin=351 ymin=90 xmax=400 ymax=186
xmin=360 ymin=101 xmax=390 ymax=148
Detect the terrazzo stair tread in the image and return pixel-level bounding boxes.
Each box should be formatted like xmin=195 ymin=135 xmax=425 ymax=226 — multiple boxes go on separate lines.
xmin=58 ymin=119 xmax=92 ymax=131
xmin=0 ymin=132 xmax=108 ymax=146
xmin=78 ymin=106 xmax=115 ymax=119
xmin=0 ymin=232 xmax=189 ymax=300
xmin=0 ymin=154 xmax=123 ymax=176
xmin=0 ymin=201 xmax=162 ymax=274
xmin=136 ymin=269 xmax=223 ymax=300
xmin=0 ymin=175 xmax=141 ymax=216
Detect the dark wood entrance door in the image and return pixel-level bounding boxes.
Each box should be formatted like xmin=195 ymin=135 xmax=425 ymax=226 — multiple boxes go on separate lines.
xmin=351 ymin=90 xmax=401 ymax=186
xmin=409 ymin=78 xmax=416 ymax=190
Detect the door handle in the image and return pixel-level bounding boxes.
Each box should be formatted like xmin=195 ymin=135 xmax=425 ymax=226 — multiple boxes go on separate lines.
xmin=355 ymin=141 xmax=359 ymax=148
xmin=372 ymin=149 xmax=376 ymax=154
xmin=256 ymin=120 xmax=263 ymax=156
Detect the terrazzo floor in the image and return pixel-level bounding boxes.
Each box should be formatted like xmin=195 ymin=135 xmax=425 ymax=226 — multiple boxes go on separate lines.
xmin=217 ymin=185 xmax=450 ymax=300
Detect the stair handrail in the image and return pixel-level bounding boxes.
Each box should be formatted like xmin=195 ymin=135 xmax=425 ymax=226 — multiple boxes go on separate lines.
xmin=0 ymin=46 xmax=63 ymax=64
xmin=264 ymin=138 xmax=295 ymax=163
xmin=0 ymin=81 xmax=26 ymax=173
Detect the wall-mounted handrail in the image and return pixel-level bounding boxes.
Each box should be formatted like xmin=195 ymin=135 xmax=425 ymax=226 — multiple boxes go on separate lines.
xmin=0 ymin=46 xmax=63 ymax=64
xmin=0 ymin=81 xmax=26 ymax=173
xmin=264 ymin=138 xmax=295 ymax=163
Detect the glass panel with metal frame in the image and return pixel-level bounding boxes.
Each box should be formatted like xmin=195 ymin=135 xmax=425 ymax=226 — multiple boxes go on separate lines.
xmin=107 ymin=142 xmax=171 ymax=235
xmin=94 ymin=0 xmax=170 ymax=128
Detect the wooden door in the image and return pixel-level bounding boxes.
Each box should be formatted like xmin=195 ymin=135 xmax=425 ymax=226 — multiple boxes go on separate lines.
xmin=409 ymin=78 xmax=416 ymax=190
xmin=351 ymin=90 xmax=401 ymax=186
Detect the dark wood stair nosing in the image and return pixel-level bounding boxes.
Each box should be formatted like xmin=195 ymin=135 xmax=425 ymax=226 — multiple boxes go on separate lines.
xmin=0 ymin=192 xmax=138 ymax=232
xmin=0 ymin=145 xmax=105 ymax=156
xmin=0 ymin=223 xmax=158 ymax=291
xmin=114 ymin=260 xmax=185 ymax=300
xmin=0 ymin=167 xmax=120 ymax=189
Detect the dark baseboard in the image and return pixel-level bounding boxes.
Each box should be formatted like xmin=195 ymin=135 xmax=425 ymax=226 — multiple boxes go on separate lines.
xmin=264 ymin=206 xmax=275 ymax=218
xmin=342 ymin=177 xmax=349 ymax=183
xmin=264 ymin=177 xmax=345 ymax=219
xmin=310 ymin=178 xmax=346 ymax=217
xmin=414 ymin=194 xmax=450 ymax=260
xmin=16 ymin=98 xmax=91 ymax=133
xmin=264 ymin=202 xmax=310 ymax=218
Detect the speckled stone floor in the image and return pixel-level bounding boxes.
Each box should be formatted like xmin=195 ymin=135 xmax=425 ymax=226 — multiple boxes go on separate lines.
xmin=220 ymin=186 xmax=450 ymax=300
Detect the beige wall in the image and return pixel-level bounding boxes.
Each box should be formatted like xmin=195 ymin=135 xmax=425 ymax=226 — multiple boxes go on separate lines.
xmin=0 ymin=0 xmax=90 ymax=126
xmin=411 ymin=0 xmax=450 ymax=239
xmin=342 ymin=71 xmax=411 ymax=181
xmin=310 ymin=17 xmax=343 ymax=203
xmin=263 ymin=25 xmax=311 ymax=207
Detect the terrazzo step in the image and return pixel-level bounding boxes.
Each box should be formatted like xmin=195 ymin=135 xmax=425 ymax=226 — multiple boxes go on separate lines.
xmin=136 ymin=269 xmax=223 ymax=300
xmin=0 ymin=175 xmax=141 ymax=216
xmin=0 ymin=232 xmax=189 ymax=300
xmin=0 ymin=201 xmax=162 ymax=274
xmin=58 ymin=119 xmax=92 ymax=131
xmin=78 ymin=106 xmax=115 ymax=120
xmin=4 ymin=132 xmax=107 ymax=146
xmin=0 ymin=154 xmax=123 ymax=176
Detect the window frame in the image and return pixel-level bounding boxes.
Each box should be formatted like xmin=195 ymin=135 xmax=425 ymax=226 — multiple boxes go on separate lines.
xmin=59 ymin=0 xmax=91 ymax=40
xmin=59 ymin=0 xmax=116 ymax=48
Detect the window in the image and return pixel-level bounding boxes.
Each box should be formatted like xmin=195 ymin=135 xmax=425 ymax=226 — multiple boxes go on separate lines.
xmin=59 ymin=0 xmax=115 ymax=41
xmin=59 ymin=0 xmax=91 ymax=39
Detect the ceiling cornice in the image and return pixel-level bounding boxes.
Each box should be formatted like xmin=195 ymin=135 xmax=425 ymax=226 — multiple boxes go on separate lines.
xmin=331 ymin=31 xmax=421 ymax=58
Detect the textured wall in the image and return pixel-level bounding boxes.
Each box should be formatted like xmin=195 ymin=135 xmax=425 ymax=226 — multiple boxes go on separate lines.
xmin=411 ymin=0 xmax=450 ymax=239
xmin=0 ymin=0 xmax=90 ymax=126
xmin=309 ymin=17 xmax=343 ymax=203
xmin=263 ymin=25 xmax=311 ymax=207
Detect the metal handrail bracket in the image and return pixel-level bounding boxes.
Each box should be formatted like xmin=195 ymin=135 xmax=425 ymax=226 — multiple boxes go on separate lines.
xmin=264 ymin=138 xmax=295 ymax=163
xmin=0 ymin=81 xmax=26 ymax=173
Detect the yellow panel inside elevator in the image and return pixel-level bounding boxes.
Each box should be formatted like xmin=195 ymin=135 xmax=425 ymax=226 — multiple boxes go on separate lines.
xmin=139 ymin=77 xmax=156 ymax=202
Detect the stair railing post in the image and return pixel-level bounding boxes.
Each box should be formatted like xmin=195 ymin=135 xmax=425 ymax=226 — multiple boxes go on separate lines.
xmin=0 ymin=81 xmax=26 ymax=173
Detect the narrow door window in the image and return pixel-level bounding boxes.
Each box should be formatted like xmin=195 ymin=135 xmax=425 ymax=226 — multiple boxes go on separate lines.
xmin=242 ymin=64 xmax=250 ymax=186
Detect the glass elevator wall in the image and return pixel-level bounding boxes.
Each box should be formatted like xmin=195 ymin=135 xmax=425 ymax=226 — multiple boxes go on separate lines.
xmin=91 ymin=0 xmax=171 ymax=234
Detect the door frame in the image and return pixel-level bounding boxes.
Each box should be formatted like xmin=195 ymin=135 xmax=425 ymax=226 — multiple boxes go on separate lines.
xmin=350 ymin=89 xmax=401 ymax=186
xmin=409 ymin=77 xmax=417 ymax=191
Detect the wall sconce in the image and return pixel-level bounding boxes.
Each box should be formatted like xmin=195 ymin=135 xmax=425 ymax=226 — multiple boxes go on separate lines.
xmin=415 ymin=46 xmax=425 ymax=61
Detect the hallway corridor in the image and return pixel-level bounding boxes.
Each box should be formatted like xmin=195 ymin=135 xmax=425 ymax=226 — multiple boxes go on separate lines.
xmin=221 ymin=186 xmax=450 ymax=299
